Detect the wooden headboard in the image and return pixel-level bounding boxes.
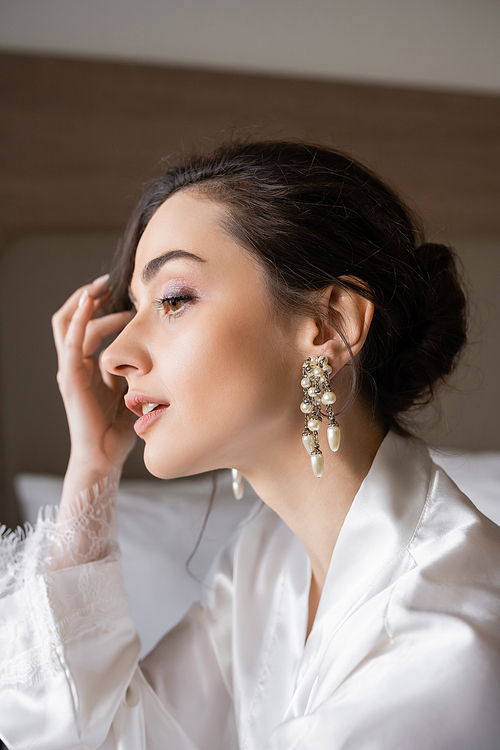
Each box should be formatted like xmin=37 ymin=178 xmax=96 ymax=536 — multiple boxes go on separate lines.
xmin=1 ymin=52 xmax=499 ymax=528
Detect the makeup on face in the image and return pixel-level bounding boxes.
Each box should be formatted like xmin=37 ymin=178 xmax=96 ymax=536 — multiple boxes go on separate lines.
xmin=103 ymin=191 xmax=300 ymax=480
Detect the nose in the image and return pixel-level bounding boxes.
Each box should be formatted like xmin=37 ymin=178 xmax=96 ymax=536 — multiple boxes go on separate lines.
xmin=101 ymin=312 xmax=152 ymax=379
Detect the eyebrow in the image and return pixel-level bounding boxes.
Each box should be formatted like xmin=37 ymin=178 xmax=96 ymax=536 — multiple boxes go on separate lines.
xmin=141 ymin=250 xmax=206 ymax=283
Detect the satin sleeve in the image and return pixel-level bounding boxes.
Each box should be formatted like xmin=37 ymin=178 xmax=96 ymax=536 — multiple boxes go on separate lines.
xmin=140 ymin=541 xmax=235 ymax=750
xmin=0 ymin=551 xmax=142 ymax=749
xmin=0 ymin=482 xmax=236 ymax=750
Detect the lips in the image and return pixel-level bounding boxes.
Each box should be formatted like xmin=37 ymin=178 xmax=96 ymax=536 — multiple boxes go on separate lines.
xmin=124 ymin=391 xmax=170 ymax=418
xmin=124 ymin=391 xmax=170 ymax=436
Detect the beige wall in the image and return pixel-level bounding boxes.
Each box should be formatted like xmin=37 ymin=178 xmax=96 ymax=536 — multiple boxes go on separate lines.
xmin=0 ymin=0 xmax=499 ymax=93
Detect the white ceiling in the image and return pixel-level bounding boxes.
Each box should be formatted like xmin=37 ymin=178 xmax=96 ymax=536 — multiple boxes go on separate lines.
xmin=0 ymin=0 xmax=499 ymax=93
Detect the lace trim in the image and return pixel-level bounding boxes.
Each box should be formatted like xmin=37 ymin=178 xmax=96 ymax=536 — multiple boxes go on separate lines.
xmin=1 ymin=556 xmax=130 ymax=686
xmin=1 ymin=574 xmax=61 ymax=686
xmin=0 ymin=472 xmax=131 ymax=686
xmin=0 ymin=471 xmax=120 ymax=599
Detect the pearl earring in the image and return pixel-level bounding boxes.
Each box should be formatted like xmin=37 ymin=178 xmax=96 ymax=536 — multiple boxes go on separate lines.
xmin=300 ymin=356 xmax=341 ymax=478
xmin=232 ymin=469 xmax=244 ymax=500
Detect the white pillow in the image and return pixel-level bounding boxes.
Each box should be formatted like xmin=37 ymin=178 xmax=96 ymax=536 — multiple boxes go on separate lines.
xmin=14 ymin=471 xmax=259 ymax=657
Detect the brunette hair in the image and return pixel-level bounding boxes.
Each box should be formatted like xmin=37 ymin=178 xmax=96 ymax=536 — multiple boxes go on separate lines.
xmin=109 ymin=140 xmax=467 ymax=436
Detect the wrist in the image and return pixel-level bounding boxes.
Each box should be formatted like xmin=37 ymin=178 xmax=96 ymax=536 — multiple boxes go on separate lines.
xmin=66 ymin=450 xmax=124 ymax=481
xmin=60 ymin=457 xmax=123 ymax=521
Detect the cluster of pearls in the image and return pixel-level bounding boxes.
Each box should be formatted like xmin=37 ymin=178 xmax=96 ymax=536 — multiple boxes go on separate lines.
xmin=300 ymin=355 xmax=341 ymax=478
xmin=230 ymin=356 xmax=340 ymax=499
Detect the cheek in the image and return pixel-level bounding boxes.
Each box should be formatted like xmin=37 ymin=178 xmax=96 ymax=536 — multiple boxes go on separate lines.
xmin=200 ymin=314 xmax=291 ymax=423
xmin=167 ymin=307 xmax=289 ymax=422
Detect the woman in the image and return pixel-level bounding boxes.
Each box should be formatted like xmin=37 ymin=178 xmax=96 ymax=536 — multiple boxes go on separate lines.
xmin=1 ymin=141 xmax=500 ymax=749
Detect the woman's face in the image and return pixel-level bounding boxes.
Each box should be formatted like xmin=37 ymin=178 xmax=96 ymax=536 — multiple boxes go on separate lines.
xmin=102 ymin=190 xmax=305 ymax=479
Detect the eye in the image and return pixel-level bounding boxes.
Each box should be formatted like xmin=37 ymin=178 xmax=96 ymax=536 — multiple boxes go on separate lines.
xmin=154 ymin=295 xmax=193 ymax=315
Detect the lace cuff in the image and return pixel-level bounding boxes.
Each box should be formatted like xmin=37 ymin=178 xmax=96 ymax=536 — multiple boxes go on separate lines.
xmin=0 ymin=471 xmax=120 ymax=600
xmin=0 ymin=556 xmax=132 ymax=687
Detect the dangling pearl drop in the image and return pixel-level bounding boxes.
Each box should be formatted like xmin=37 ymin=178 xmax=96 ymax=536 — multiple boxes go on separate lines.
xmin=302 ymin=431 xmax=315 ymax=454
xmin=310 ymin=451 xmax=324 ymax=478
xmin=327 ymin=424 xmax=341 ymax=452
xmin=231 ymin=469 xmax=244 ymax=500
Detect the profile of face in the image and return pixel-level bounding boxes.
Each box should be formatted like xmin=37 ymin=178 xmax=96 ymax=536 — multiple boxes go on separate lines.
xmin=102 ymin=190 xmax=310 ymax=480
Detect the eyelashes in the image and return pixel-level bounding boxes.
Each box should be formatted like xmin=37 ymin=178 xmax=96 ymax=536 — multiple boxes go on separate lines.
xmin=153 ymin=294 xmax=195 ymax=316
xmin=127 ymin=279 xmax=198 ymax=318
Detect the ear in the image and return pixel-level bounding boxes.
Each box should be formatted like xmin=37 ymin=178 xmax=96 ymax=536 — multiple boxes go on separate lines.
xmin=295 ymin=278 xmax=374 ymax=376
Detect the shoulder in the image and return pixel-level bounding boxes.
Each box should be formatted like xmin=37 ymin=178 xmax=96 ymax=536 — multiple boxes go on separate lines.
xmin=409 ymin=458 xmax=500 ymax=586
xmin=324 ymin=461 xmax=500 ymax=746
xmin=383 ymin=458 xmax=500 ymax=684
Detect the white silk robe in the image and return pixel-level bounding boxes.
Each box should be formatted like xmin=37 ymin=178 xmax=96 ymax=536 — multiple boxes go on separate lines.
xmin=1 ymin=431 xmax=500 ymax=749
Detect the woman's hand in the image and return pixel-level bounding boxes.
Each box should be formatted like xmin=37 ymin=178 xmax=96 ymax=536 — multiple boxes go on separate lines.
xmin=52 ymin=275 xmax=136 ymax=509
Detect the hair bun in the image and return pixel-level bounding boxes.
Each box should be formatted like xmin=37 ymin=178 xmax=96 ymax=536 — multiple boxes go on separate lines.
xmin=381 ymin=241 xmax=468 ymax=419
xmin=418 ymin=240 xmax=458 ymax=274
xmin=416 ymin=241 xmax=467 ymax=337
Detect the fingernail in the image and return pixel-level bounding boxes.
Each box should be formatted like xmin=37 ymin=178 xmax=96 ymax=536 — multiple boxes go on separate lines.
xmin=93 ymin=273 xmax=110 ymax=289
xmin=78 ymin=289 xmax=89 ymax=308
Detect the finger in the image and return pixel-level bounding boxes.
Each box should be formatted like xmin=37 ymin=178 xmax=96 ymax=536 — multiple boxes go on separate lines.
xmin=55 ymin=274 xmax=110 ymax=325
xmin=61 ymin=292 xmax=97 ymax=378
xmin=52 ymin=275 xmax=110 ymax=357
xmin=82 ymin=311 xmax=134 ymax=358
xmin=52 ymin=274 xmax=110 ymax=333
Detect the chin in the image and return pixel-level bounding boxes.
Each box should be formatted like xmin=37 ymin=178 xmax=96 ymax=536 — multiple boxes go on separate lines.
xmin=143 ymin=450 xmax=180 ymax=480
xmin=142 ymin=441 xmax=206 ymax=481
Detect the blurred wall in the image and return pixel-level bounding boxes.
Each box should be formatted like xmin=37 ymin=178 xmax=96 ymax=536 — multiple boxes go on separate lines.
xmin=0 ymin=0 xmax=499 ymax=93
xmin=0 ymin=45 xmax=499 ymax=527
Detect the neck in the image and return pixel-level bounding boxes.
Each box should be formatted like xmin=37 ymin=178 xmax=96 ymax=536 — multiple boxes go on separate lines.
xmin=243 ymin=400 xmax=387 ymax=592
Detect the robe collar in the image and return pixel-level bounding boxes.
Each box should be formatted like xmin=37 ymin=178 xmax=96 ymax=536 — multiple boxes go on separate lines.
xmin=290 ymin=430 xmax=433 ymax=697
xmin=313 ymin=431 xmax=431 ymax=638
